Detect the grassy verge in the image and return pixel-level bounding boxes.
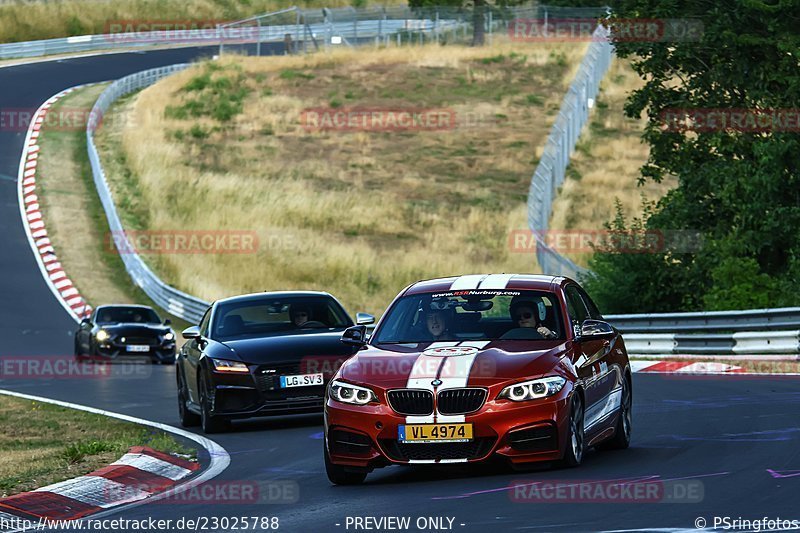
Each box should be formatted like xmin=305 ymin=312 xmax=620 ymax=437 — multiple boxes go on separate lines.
xmin=630 ymin=357 xmax=800 ymax=374
xmin=96 ymin=39 xmax=589 ymax=316
xmin=36 ymin=84 xmax=192 ymax=334
xmin=548 ymin=58 xmax=675 ymax=268
xmin=0 ymin=395 xmax=195 ymax=497
xmin=0 ymin=0 xmax=403 ymax=44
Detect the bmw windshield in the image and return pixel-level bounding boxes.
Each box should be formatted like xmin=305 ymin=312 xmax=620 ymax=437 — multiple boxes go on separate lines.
xmin=372 ymin=290 xmax=565 ymax=343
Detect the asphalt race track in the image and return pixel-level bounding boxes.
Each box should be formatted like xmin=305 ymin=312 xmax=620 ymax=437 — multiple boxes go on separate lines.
xmin=1 ymin=48 xmax=799 ymax=532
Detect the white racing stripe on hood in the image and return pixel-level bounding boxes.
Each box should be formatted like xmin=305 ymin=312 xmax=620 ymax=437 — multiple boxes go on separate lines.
xmin=434 ymin=340 xmax=490 ymax=424
xmin=404 ymin=341 xmax=491 ymax=424
xmin=405 ymin=342 xmax=458 ymax=423
xmin=477 ymin=274 xmax=514 ymax=289
xmin=449 ymin=275 xmax=487 ymax=290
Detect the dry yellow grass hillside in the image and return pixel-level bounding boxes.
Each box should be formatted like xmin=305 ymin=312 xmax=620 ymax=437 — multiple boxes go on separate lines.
xmin=548 ymin=58 xmax=674 ymax=267
xmin=95 ymin=41 xmax=588 ymax=316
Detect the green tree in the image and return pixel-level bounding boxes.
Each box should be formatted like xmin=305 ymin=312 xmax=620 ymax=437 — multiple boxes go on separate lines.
xmin=586 ymin=0 xmax=800 ymax=312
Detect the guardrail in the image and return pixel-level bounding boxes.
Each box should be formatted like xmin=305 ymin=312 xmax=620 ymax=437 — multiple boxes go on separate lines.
xmin=86 ymin=64 xmax=211 ymax=324
xmin=624 ymin=331 xmax=800 ymax=356
xmin=606 ymin=307 xmax=800 ymax=334
xmin=526 ymin=23 xmax=613 ymax=279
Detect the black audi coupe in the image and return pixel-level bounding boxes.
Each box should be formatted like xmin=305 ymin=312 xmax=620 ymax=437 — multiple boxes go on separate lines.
xmin=176 ymin=291 xmax=373 ymax=433
xmin=74 ymin=304 xmax=177 ymax=364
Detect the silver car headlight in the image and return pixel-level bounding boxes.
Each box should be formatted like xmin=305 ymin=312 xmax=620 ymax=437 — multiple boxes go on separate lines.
xmin=498 ymin=376 xmax=566 ymax=402
xmin=329 ymin=380 xmax=377 ymax=406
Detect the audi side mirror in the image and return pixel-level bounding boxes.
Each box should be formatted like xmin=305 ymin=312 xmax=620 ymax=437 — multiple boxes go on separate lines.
xmin=182 ymin=326 xmax=201 ymax=339
xmin=356 ymin=312 xmax=375 ymax=325
xmin=341 ymin=325 xmax=367 ymax=347
xmin=163 ymin=319 xmax=171 ymax=326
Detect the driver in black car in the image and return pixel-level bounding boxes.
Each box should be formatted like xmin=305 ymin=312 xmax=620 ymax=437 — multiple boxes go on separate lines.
xmin=290 ymin=304 xmax=312 ymax=327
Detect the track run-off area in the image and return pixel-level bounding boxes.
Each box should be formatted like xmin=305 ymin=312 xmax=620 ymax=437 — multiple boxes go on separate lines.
xmin=1 ymin=48 xmax=799 ymax=532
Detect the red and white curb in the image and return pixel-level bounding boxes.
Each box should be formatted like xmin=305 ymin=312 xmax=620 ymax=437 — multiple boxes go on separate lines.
xmin=0 ymin=447 xmax=198 ymax=522
xmin=0 ymin=389 xmax=230 ymax=532
xmin=17 ymin=86 xmax=93 ymax=322
xmin=631 ymin=360 xmax=744 ymax=374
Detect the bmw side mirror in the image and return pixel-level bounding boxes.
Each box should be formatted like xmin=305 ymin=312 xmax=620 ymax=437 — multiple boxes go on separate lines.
xmin=182 ymin=326 xmax=201 ymax=339
xmin=341 ymin=325 xmax=367 ymax=347
xmin=80 ymin=318 xmax=90 ymax=327
xmin=356 ymin=312 xmax=375 ymax=325
xmin=579 ymin=319 xmax=614 ymax=338
xmin=163 ymin=319 xmax=171 ymax=325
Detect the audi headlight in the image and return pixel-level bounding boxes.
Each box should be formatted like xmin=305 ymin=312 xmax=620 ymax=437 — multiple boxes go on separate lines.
xmin=329 ymin=380 xmax=377 ymax=406
xmin=498 ymin=376 xmax=566 ymax=402
xmin=95 ymin=330 xmax=109 ymax=342
xmin=210 ymin=358 xmax=249 ymax=373
xmin=163 ymin=332 xmax=175 ymax=342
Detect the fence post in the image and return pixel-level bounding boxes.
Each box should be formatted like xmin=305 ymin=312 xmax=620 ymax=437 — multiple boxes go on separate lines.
xmin=256 ymin=17 xmax=262 ymax=56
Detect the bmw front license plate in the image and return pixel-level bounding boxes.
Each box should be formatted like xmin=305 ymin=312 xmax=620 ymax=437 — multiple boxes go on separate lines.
xmin=398 ymin=423 xmax=473 ymax=443
xmin=280 ymin=373 xmax=324 ymax=388
xmin=126 ymin=345 xmax=149 ymax=352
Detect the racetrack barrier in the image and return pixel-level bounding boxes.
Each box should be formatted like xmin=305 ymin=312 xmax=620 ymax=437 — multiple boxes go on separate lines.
xmin=624 ymin=331 xmax=800 ymax=357
xmin=86 ymin=64 xmax=211 ymax=324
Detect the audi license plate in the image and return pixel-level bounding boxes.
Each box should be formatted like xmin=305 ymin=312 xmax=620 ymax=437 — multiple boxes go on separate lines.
xmin=126 ymin=345 xmax=149 ymax=352
xmin=280 ymin=373 xmax=324 ymax=388
xmin=398 ymin=423 xmax=473 ymax=443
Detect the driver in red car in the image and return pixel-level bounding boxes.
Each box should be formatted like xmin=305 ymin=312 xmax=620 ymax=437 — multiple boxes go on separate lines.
xmin=511 ymin=297 xmax=556 ymax=339
xmin=425 ymin=309 xmax=451 ymax=341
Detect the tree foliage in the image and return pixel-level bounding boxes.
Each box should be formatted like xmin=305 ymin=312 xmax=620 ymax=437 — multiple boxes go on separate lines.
xmin=584 ymin=0 xmax=800 ymax=312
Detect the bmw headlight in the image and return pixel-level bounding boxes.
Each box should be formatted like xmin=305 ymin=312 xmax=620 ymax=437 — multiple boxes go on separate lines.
xmin=498 ymin=376 xmax=566 ymax=402
xmin=95 ymin=330 xmax=109 ymax=342
xmin=210 ymin=358 xmax=249 ymax=373
xmin=163 ymin=331 xmax=175 ymax=342
xmin=329 ymin=380 xmax=377 ymax=406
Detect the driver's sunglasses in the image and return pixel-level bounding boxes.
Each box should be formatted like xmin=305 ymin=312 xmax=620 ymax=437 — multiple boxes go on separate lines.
xmin=515 ymin=311 xmax=534 ymax=320
xmin=295 ymin=312 xmax=308 ymax=317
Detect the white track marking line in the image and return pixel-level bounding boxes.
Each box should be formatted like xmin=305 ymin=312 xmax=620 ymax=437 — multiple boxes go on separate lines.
xmin=0 ymin=389 xmax=229 ymax=530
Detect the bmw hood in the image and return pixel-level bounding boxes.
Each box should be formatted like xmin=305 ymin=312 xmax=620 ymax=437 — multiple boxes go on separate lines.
xmin=338 ymin=340 xmax=571 ymax=389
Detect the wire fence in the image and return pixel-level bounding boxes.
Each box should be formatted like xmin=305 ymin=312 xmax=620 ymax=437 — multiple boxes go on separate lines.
xmin=526 ymin=23 xmax=613 ymax=279
xmin=217 ymin=4 xmax=610 ymax=55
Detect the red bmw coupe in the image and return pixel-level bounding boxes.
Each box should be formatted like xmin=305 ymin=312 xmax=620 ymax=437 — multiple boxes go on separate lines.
xmin=324 ymin=274 xmax=632 ymax=484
